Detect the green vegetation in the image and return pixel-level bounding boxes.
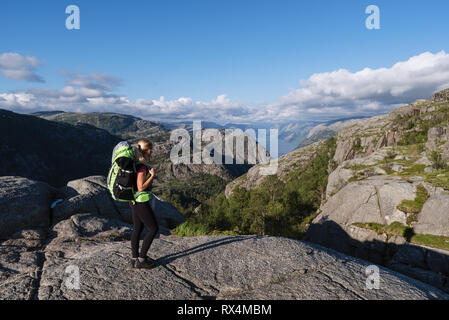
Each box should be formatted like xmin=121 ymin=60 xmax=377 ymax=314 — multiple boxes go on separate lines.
xmin=172 ymin=221 xmax=208 ymax=236
xmin=424 ymin=171 xmax=449 ymax=190
xmin=410 ymin=233 xmax=449 ymax=251
xmin=396 ymin=184 xmax=430 ymax=225
xmin=160 ymin=174 xmax=229 ymax=216
xmin=353 ymin=221 xmax=449 ymax=251
xmin=398 ymin=126 xmax=429 ymax=146
xmin=180 ymin=138 xmax=337 ymax=239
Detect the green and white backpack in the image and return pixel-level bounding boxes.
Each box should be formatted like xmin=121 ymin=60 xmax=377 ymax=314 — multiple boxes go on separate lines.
xmin=107 ymin=141 xmax=137 ymax=202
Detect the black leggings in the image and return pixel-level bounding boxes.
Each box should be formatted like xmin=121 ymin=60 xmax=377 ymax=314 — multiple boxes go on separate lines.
xmin=130 ymin=201 xmax=159 ymax=258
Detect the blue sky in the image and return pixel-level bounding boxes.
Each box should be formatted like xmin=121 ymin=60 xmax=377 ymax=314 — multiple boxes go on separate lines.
xmin=1 ymin=0 xmax=449 ymax=123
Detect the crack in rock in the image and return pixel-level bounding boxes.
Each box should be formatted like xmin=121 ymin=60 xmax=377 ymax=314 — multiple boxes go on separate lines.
xmin=317 ymin=269 xmax=366 ymax=300
xmin=162 ymin=263 xmax=217 ymax=300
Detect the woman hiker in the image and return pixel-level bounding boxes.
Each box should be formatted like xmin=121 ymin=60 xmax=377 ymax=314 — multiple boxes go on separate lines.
xmin=129 ymin=139 xmax=159 ymax=269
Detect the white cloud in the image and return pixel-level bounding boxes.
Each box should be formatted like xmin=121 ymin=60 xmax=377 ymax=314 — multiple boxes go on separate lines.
xmin=263 ymin=51 xmax=449 ymax=121
xmin=0 ymin=53 xmax=44 ymax=82
xmin=2 ymin=51 xmax=449 ymax=123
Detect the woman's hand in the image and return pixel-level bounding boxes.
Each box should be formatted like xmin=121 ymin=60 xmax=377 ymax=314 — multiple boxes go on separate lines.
xmin=149 ymin=167 xmax=155 ymax=178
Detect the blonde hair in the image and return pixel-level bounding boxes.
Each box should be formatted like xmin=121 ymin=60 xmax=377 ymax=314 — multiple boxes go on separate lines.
xmin=134 ymin=139 xmax=153 ymax=163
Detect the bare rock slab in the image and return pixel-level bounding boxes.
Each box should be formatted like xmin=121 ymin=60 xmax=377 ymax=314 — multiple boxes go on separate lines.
xmin=37 ymin=236 xmax=448 ymax=300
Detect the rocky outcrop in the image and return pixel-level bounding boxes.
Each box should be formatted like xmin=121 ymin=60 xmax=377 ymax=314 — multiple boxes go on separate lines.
xmin=317 ymin=176 xmax=422 ymax=227
xmin=51 ymin=213 xmax=133 ymax=240
xmin=306 ymin=155 xmax=449 ymax=292
xmin=332 ymin=115 xmax=400 ymax=165
xmin=0 ymin=177 xmax=56 ymax=239
xmin=432 ymin=89 xmax=449 ymax=103
xmin=52 ymin=176 xmax=186 ymax=235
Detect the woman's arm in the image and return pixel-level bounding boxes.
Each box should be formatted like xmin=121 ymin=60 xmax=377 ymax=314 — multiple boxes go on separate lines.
xmin=136 ymin=167 xmax=155 ymax=192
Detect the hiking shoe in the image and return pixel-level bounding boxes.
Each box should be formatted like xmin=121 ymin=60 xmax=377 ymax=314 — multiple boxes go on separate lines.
xmin=135 ymin=257 xmax=156 ymax=269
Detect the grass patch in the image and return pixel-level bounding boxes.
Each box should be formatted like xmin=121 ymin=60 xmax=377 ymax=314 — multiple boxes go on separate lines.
xmin=422 ymin=170 xmax=449 ymax=191
xmin=172 ymin=221 xmax=239 ymax=237
xmin=172 ymin=221 xmax=209 ymax=237
xmin=400 ymin=164 xmax=426 ymax=176
xmin=352 ymin=221 xmax=414 ymax=240
xmin=411 ymin=233 xmax=449 ymax=251
xmin=397 ymin=184 xmax=430 ymax=225
xmin=352 ymin=222 xmax=386 ymax=235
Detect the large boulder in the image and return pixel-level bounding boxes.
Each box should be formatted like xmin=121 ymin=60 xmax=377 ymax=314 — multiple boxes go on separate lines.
xmin=0 ymin=176 xmax=55 ymax=239
xmin=316 ymin=177 xmax=416 ymax=227
xmin=52 ymin=176 xmax=122 ymax=222
xmin=51 ymin=213 xmax=133 ymax=240
xmin=414 ymin=194 xmax=449 ymax=236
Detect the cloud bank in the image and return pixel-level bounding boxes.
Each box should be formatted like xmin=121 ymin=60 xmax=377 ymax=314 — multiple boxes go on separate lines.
xmin=261 ymin=51 xmax=449 ymax=121
xmin=1 ymin=51 xmax=449 ymax=123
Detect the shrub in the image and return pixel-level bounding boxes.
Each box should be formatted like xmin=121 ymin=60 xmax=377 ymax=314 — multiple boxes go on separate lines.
xmin=430 ymin=150 xmax=447 ymax=170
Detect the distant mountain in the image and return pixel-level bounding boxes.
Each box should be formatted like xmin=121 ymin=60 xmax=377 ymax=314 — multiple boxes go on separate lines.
xmin=34 ymin=111 xmax=256 ymax=182
xmin=0 ymin=109 xmax=121 ymax=187
xmin=162 ymin=120 xmax=256 ymax=133
xmin=298 ymin=117 xmax=367 ymax=148
xmin=278 ymin=121 xmax=321 ymax=146
xmin=36 ymin=111 xmax=169 ymax=142
xmin=31 ymin=110 xmax=66 ymax=117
